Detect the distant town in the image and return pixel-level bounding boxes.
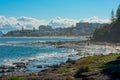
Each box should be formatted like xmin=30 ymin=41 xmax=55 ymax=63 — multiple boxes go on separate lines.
xmin=2 ymin=22 xmax=107 ymax=37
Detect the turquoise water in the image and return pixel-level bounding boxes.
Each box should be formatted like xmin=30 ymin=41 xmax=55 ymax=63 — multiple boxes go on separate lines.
xmin=0 ymin=37 xmax=85 ymax=43
xmin=0 ymin=37 xmax=84 ymax=74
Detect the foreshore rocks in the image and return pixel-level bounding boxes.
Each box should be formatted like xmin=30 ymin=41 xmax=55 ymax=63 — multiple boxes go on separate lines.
xmin=66 ymin=58 xmax=76 ymax=64
xmin=0 ymin=65 xmax=16 ymax=73
xmin=0 ymin=40 xmax=120 ymax=80
xmin=13 ymin=62 xmax=27 ymax=68
xmin=0 ymin=62 xmax=27 ymax=73
xmin=35 ymin=65 xmax=42 ymax=68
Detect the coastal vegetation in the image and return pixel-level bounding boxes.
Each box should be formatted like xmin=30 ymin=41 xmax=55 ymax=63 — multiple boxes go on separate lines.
xmin=93 ymin=5 xmax=120 ymax=43
xmin=7 ymin=75 xmax=26 ymax=80
xmin=1 ymin=53 xmax=120 ymax=80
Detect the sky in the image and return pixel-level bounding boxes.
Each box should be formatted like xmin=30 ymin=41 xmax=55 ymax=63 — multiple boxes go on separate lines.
xmin=0 ymin=0 xmax=119 ymax=20
xmin=0 ymin=0 xmax=120 ymax=33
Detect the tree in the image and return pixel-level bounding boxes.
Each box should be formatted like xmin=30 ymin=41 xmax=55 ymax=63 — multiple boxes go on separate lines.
xmin=111 ymin=10 xmax=115 ymax=22
xmin=116 ymin=4 xmax=120 ymax=21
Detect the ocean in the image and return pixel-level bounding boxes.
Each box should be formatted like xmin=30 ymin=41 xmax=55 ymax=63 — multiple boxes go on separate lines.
xmin=0 ymin=37 xmax=85 ymax=75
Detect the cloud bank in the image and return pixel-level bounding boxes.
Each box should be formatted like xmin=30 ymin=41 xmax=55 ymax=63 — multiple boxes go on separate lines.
xmin=0 ymin=16 xmax=47 ymax=33
xmin=49 ymin=17 xmax=79 ymax=28
xmin=80 ymin=16 xmax=111 ymax=24
xmin=0 ymin=16 xmax=110 ymax=33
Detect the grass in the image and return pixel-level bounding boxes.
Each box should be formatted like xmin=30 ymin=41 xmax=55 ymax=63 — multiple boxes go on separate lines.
xmin=74 ymin=53 xmax=120 ymax=78
xmin=3 ymin=53 xmax=120 ymax=80
xmin=77 ymin=66 xmax=90 ymax=73
xmin=75 ymin=53 xmax=120 ymax=71
xmin=59 ymin=53 xmax=120 ymax=76
xmin=60 ymin=69 xmax=71 ymax=74
xmin=7 ymin=75 xmax=26 ymax=80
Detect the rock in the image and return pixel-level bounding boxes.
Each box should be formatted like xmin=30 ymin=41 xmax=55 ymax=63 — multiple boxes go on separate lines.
xmin=44 ymin=64 xmax=60 ymax=68
xmin=13 ymin=62 xmax=26 ymax=68
xmin=0 ymin=69 xmax=4 ymax=73
xmin=3 ymin=69 xmax=14 ymax=72
xmin=40 ymin=69 xmax=49 ymax=72
xmin=0 ymin=65 xmax=16 ymax=73
xmin=74 ymin=70 xmax=102 ymax=78
xmin=56 ymin=45 xmax=65 ymax=48
xmin=66 ymin=58 xmax=76 ymax=64
xmin=35 ymin=65 xmax=42 ymax=68
xmin=0 ymin=65 xmax=16 ymax=69
xmin=50 ymin=64 xmax=60 ymax=68
xmin=44 ymin=65 xmax=52 ymax=68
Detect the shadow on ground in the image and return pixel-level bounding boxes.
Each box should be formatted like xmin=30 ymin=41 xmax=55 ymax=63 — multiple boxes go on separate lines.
xmin=102 ymin=57 xmax=120 ymax=80
xmin=74 ymin=56 xmax=120 ymax=80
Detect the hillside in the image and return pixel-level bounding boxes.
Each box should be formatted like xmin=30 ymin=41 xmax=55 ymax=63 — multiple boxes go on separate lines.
xmin=93 ymin=5 xmax=120 ymax=43
xmin=93 ymin=21 xmax=120 ymax=43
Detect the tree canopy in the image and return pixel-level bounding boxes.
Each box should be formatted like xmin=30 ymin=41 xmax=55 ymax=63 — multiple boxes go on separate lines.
xmin=93 ymin=4 xmax=120 ymax=43
xmin=116 ymin=4 xmax=120 ymax=21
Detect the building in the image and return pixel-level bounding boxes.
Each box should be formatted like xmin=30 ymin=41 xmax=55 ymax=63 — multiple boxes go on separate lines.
xmin=39 ymin=25 xmax=53 ymax=32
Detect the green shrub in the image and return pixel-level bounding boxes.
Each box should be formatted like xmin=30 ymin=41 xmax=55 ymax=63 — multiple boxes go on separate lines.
xmin=60 ymin=69 xmax=71 ymax=74
xmin=78 ymin=66 xmax=90 ymax=73
xmin=74 ymin=66 xmax=90 ymax=78
xmin=7 ymin=75 xmax=26 ymax=80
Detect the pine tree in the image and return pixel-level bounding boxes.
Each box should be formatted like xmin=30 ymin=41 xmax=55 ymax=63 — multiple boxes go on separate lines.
xmin=111 ymin=10 xmax=115 ymax=22
xmin=116 ymin=4 xmax=120 ymax=21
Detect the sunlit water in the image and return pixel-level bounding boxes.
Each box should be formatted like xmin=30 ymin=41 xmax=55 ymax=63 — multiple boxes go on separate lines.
xmin=0 ymin=37 xmax=84 ymax=75
xmin=0 ymin=37 xmax=119 ymax=76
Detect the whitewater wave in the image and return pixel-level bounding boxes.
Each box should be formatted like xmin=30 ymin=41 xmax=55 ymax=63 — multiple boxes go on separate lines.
xmin=0 ymin=49 xmax=78 ymax=72
xmin=80 ymin=45 xmax=120 ymax=56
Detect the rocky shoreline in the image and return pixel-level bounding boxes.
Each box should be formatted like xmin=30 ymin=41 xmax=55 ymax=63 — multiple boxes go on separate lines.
xmin=0 ymin=41 xmax=88 ymax=76
xmin=0 ymin=40 xmax=120 ymax=80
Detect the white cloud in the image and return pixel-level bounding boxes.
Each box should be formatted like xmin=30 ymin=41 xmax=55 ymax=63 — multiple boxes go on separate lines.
xmin=0 ymin=16 xmax=111 ymax=33
xmin=17 ymin=16 xmax=48 ymax=29
xmin=49 ymin=16 xmax=111 ymax=28
xmin=0 ymin=16 xmax=48 ymax=33
xmin=80 ymin=16 xmax=111 ymax=24
xmin=49 ymin=17 xmax=79 ymax=28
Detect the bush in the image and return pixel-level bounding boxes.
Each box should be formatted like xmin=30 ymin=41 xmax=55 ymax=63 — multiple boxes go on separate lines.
xmin=7 ymin=75 xmax=26 ymax=80
xmin=78 ymin=66 xmax=90 ymax=73
xmin=60 ymin=69 xmax=71 ymax=74
xmin=74 ymin=66 xmax=90 ymax=78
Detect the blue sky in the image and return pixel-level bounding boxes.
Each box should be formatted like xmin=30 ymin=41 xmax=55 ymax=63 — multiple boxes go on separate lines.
xmin=0 ymin=0 xmax=119 ymax=20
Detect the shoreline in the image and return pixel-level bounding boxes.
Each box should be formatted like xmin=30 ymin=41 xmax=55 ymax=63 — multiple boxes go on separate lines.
xmin=0 ymin=40 xmax=120 ymax=80
xmin=0 ymin=35 xmax=90 ymax=39
xmin=0 ymin=41 xmax=87 ymax=75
